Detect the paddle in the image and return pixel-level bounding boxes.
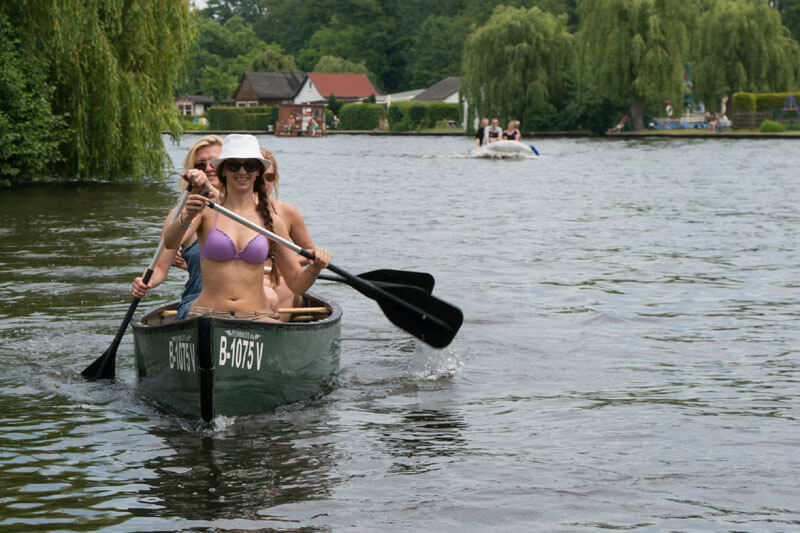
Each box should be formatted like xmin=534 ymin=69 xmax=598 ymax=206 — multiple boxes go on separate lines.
xmin=81 ymin=190 xmax=192 ymax=381
xmin=206 ymin=200 xmax=463 ymax=348
xmin=318 ymin=269 xmax=434 ymax=294
xmin=529 ymin=144 xmax=540 ymax=156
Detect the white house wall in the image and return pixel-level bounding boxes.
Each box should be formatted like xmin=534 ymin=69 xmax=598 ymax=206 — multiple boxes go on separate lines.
xmin=293 ymin=80 xmax=324 ymax=104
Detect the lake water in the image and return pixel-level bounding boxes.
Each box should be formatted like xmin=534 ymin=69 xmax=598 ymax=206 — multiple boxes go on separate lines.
xmin=1 ymin=134 xmax=799 ymax=531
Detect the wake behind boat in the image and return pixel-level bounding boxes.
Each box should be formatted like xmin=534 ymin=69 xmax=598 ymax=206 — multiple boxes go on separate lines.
xmin=470 ymin=140 xmax=537 ymax=159
xmin=132 ymin=293 xmax=341 ymax=422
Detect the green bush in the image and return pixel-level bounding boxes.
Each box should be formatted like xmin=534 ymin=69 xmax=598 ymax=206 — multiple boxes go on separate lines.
xmin=424 ymin=103 xmax=460 ymax=127
xmin=408 ymin=103 xmax=427 ymax=128
xmin=339 ymin=103 xmax=384 ymax=130
xmin=244 ymin=113 xmax=272 ymax=130
xmin=207 ymin=106 xmax=246 ymax=130
xmin=731 ymin=92 xmax=756 ymax=113
xmin=760 ymin=119 xmax=786 ymax=132
xmin=242 ymin=105 xmax=272 ymax=115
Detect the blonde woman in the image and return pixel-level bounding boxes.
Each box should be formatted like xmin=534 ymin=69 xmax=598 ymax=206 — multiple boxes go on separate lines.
xmin=132 ymin=135 xmax=234 ymax=319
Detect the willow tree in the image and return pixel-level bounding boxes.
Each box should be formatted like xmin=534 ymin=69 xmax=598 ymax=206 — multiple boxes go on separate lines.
xmin=462 ymin=6 xmax=574 ymax=131
xmin=2 ymin=0 xmax=193 ymax=181
xmin=693 ymin=0 xmax=800 ymax=112
xmin=577 ymin=0 xmax=698 ymax=130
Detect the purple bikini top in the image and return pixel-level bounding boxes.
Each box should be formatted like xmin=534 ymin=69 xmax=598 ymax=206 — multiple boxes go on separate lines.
xmin=199 ymin=212 xmax=269 ymax=264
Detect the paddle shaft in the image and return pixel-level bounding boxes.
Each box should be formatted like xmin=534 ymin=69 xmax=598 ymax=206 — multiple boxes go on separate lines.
xmin=82 ymin=189 xmax=192 ymax=380
xmin=205 ymin=200 xmax=455 ymax=334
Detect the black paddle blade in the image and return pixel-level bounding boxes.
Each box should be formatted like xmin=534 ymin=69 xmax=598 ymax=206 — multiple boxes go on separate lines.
xmin=358 ymin=269 xmax=435 ymax=294
xmin=81 ymin=342 xmax=119 ymax=381
xmin=374 ymin=283 xmax=463 ymax=348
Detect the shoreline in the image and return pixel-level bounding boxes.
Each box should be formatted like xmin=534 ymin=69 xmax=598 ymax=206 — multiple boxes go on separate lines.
xmin=173 ymin=129 xmax=800 ymax=140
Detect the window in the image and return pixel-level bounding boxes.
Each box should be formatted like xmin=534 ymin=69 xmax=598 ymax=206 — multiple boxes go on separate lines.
xmin=178 ymin=103 xmax=192 ymax=116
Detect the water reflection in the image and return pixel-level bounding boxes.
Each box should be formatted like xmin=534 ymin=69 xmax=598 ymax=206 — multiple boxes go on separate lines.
xmin=132 ymin=414 xmax=340 ymax=523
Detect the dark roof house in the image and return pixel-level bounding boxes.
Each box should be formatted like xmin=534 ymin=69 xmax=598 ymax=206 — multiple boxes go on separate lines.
xmin=233 ymin=72 xmax=307 ymax=106
xmin=413 ymin=76 xmax=461 ymax=103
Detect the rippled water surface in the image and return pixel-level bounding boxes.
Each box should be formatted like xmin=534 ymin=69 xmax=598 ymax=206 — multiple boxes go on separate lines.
xmin=1 ymin=135 xmax=799 ymax=531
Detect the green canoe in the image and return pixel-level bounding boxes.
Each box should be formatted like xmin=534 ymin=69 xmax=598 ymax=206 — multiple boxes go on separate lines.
xmin=132 ymin=294 xmax=341 ymax=422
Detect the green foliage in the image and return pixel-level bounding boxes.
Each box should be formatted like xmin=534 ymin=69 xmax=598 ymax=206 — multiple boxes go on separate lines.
xmin=3 ymin=0 xmax=193 ymax=181
xmin=386 ymin=102 xmax=461 ymax=130
xmin=250 ymin=46 xmax=298 ymax=72
xmin=731 ymin=92 xmax=757 ymax=113
xmin=339 ymin=103 xmax=384 ymax=130
xmin=760 ymin=119 xmax=787 ymax=132
xmin=463 ymin=5 xmax=574 ymax=131
xmin=244 ymin=113 xmax=272 ymax=130
xmin=577 ymin=0 xmax=698 ymax=129
xmin=408 ymin=103 xmax=428 ymax=128
xmin=207 ymin=107 xmax=246 ymax=130
xmin=406 ymin=15 xmax=468 ymax=89
xmin=0 ymin=14 xmax=66 ymax=186
xmin=424 ymin=103 xmax=461 ymax=127
xmin=314 ymin=55 xmax=370 ymax=74
xmin=693 ymin=0 xmax=800 ymax=114
xmin=206 ymin=105 xmax=275 ymax=130
xmin=327 ymin=94 xmax=343 ymax=117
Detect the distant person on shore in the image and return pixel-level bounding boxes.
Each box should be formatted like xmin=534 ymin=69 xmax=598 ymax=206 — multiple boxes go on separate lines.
xmin=484 ymin=118 xmax=503 ymax=145
xmin=503 ymin=120 xmax=521 ymax=141
xmin=475 ymin=118 xmax=489 ymax=147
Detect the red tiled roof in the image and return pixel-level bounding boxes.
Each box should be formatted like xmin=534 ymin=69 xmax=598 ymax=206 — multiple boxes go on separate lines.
xmin=308 ymin=73 xmax=377 ymax=98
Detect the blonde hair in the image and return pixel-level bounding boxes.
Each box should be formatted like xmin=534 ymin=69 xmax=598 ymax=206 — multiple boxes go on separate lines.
xmin=260 ymin=149 xmax=279 ymax=199
xmin=180 ymin=135 xmax=223 ymax=190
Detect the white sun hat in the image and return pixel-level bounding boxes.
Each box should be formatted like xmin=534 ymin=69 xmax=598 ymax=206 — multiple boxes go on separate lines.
xmin=211 ymin=134 xmax=269 ymax=169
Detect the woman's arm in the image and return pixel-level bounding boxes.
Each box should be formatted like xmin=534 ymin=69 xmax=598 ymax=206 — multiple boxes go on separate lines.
xmin=271 ymin=215 xmax=330 ymax=295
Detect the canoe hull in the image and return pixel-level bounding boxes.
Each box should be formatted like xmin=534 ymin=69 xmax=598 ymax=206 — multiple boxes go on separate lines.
xmin=470 ymin=140 xmax=535 ymax=159
xmin=132 ymin=295 xmax=341 ymax=421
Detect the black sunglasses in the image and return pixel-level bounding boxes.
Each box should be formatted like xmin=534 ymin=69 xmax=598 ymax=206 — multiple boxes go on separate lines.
xmin=224 ymin=159 xmax=263 ymax=173
xmin=193 ymin=160 xmax=211 ymax=170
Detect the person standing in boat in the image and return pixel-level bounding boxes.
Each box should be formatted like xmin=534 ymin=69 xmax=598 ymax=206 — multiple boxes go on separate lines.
xmin=502 ymin=120 xmax=521 ymax=141
xmin=165 ymin=134 xmax=330 ymax=322
xmin=475 ymin=117 xmax=489 ymax=147
xmin=483 ymin=118 xmax=503 ymax=145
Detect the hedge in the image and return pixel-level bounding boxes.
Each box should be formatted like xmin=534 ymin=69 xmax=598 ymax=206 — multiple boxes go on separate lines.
xmin=339 ymin=103 xmax=384 ymax=130
xmin=732 ymin=92 xmax=800 ymax=113
xmin=206 ymin=105 xmax=274 ymax=130
xmin=386 ymin=102 xmax=461 ymax=130
xmin=207 ymin=106 xmax=246 ymax=130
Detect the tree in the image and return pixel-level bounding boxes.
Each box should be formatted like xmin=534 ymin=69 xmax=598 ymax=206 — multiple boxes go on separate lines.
xmin=250 ymin=46 xmax=298 ymax=71
xmin=462 ymin=6 xmax=574 ymax=130
xmin=406 ymin=15 xmax=469 ymax=89
xmin=0 ymin=14 xmax=65 ymax=186
xmin=313 ymin=55 xmax=371 ymax=74
xmin=577 ymin=0 xmax=698 ymax=130
xmin=693 ymin=0 xmax=800 ymax=112
xmin=328 ymin=94 xmax=343 ymax=116
xmin=3 ymin=0 xmax=193 ymax=181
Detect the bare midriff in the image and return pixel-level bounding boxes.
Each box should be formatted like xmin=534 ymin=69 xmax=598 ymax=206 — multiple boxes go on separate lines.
xmin=192 ymin=259 xmax=271 ymax=312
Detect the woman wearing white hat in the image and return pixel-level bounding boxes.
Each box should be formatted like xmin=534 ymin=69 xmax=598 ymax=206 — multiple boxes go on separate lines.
xmin=163 ymin=134 xmax=331 ymax=322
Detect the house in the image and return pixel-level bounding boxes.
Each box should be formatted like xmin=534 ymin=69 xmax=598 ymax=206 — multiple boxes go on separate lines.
xmin=375 ymin=88 xmax=425 ymax=106
xmin=174 ymin=93 xmax=215 ymax=117
xmin=412 ymin=76 xmax=460 ymax=104
xmin=233 ymin=72 xmax=307 ymax=107
xmin=293 ymin=73 xmax=378 ymax=105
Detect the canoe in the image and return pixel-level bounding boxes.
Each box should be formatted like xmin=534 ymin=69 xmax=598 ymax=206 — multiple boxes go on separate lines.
xmin=470 ymin=140 xmax=536 ymax=159
xmin=132 ymin=293 xmax=341 ymax=422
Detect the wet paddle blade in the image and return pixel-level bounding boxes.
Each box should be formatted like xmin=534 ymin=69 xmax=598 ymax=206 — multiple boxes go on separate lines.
xmin=373 ymin=283 xmax=463 ymax=348
xmin=81 ymin=340 xmax=119 ymax=381
xmin=357 ymin=269 xmax=435 ymax=293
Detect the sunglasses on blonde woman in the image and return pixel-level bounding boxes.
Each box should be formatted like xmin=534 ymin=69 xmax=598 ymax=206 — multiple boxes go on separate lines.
xmin=193 ymin=160 xmax=211 ymax=170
